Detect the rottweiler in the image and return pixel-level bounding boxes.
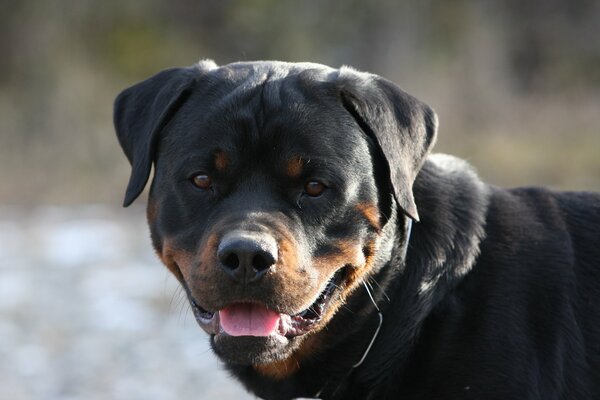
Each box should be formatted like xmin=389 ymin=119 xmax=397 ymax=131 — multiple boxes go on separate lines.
xmin=113 ymin=60 xmax=600 ymax=399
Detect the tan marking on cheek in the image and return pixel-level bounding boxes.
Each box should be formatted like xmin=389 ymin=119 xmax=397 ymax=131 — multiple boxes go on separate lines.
xmin=198 ymin=232 xmax=219 ymax=267
xmin=310 ymin=238 xmax=380 ymax=332
xmin=163 ymin=256 xmax=184 ymax=282
xmin=159 ymin=240 xmax=196 ymax=284
xmin=312 ymin=240 xmax=365 ymax=273
xmin=285 ymin=156 xmax=304 ymax=179
xmin=342 ymin=238 xmax=379 ymax=299
xmin=275 ymin=235 xmax=317 ymax=307
xmin=214 ymin=150 xmax=229 ymax=171
xmin=356 ymin=202 xmax=381 ymax=231
xmin=303 ymin=240 xmax=367 ymax=326
xmin=159 ymin=233 xmax=219 ymax=285
xmin=278 ymin=237 xmax=300 ymax=272
xmin=193 ymin=232 xmax=220 ymax=284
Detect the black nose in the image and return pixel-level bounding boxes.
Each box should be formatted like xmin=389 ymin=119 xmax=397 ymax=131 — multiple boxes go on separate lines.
xmin=217 ymin=231 xmax=278 ymax=283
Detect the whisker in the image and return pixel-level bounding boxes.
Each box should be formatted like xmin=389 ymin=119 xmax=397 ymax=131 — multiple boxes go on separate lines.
xmin=169 ymin=285 xmax=185 ymax=311
xmin=183 ymin=303 xmax=191 ymax=326
xmin=368 ymin=276 xmax=390 ymax=302
xmin=341 ymin=304 xmax=355 ymax=314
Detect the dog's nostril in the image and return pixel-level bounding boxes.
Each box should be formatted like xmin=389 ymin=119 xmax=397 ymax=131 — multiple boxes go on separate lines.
xmin=222 ymin=253 xmax=240 ymax=270
xmin=252 ymin=252 xmax=275 ymax=271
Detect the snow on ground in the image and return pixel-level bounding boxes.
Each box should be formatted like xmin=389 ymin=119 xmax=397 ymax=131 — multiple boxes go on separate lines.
xmin=0 ymin=205 xmax=254 ymax=400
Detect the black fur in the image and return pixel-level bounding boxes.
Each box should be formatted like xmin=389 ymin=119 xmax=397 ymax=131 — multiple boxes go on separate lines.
xmin=114 ymin=60 xmax=600 ymax=399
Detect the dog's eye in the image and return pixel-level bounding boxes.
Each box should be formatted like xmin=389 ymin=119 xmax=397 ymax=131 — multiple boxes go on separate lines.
xmin=191 ymin=174 xmax=212 ymax=190
xmin=304 ymin=180 xmax=326 ymax=197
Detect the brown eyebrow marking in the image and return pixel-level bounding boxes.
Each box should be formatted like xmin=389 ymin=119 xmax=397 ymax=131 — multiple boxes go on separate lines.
xmin=214 ymin=150 xmax=229 ymax=171
xmin=285 ymin=156 xmax=304 ymax=179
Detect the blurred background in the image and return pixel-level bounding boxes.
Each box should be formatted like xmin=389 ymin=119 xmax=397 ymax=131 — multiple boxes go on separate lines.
xmin=1 ymin=0 xmax=599 ymax=399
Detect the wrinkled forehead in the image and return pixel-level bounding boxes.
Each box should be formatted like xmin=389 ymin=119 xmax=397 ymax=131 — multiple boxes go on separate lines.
xmin=161 ymin=65 xmax=368 ymax=165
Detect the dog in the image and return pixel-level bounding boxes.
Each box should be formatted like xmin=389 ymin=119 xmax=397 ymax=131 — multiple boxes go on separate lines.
xmin=113 ymin=60 xmax=600 ymax=399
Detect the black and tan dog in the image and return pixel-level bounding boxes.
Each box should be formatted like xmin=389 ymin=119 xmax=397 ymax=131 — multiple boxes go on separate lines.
xmin=114 ymin=60 xmax=600 ymax=399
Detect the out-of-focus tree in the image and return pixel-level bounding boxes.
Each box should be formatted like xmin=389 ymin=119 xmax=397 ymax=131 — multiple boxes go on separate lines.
xmin=0 ymin=0 xmax=598 ymax=205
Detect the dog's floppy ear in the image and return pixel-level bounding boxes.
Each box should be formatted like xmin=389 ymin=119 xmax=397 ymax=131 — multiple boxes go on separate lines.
xmin=114 ymin=60 xmax=217 ymax=207
xmin=336 ymin=67 xmax=438 ymax=221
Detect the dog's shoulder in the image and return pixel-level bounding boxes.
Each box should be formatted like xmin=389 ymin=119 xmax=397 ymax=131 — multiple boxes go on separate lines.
xmin=394 ymin=155 xmax=600 ymax=398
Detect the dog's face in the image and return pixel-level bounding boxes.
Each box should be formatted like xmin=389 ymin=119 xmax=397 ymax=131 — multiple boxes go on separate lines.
xmin=114 ymin=61 xmax=437 ymax=368
xmin=150 ymin=77 xmax=384 ymax=365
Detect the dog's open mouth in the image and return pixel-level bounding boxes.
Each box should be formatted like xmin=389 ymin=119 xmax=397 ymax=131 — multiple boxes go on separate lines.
xmin=190 ymin=268 xmax=346 ymax=338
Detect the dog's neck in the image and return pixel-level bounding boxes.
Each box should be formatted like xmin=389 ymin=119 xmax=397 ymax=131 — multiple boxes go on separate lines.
xmin=331 ymin=155 xmax=491 ymax=398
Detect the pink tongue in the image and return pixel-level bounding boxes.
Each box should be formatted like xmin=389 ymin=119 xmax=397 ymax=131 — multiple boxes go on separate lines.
xmin=219 ymin=303 xmax=280 ymax=337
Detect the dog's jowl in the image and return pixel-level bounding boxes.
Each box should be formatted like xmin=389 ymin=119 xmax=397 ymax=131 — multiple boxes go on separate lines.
xmin=114 ymin=60 xmax=600 ymax=400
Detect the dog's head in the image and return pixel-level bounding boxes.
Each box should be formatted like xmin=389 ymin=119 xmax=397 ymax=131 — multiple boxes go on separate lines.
xmin=114 ymin=60 xmax=437 ymax=368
